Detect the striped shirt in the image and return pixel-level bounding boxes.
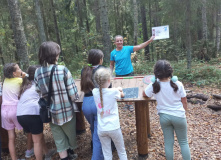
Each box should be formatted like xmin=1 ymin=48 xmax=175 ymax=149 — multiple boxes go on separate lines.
xmin=34 ymin=65 xmax=79 ymax=125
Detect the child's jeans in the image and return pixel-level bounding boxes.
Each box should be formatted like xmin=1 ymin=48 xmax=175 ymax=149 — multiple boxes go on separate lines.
xmin=159 ymin=113 xmax=191 ymax=160
xmin=98 ymin=128 xmax=127 ymax=160
xmin=82 ymin=96 xmax=104 ymax=160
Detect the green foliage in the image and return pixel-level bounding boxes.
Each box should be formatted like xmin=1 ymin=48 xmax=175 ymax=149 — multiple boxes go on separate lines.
xmin=133 ymin=53 xmax=221 ymax=86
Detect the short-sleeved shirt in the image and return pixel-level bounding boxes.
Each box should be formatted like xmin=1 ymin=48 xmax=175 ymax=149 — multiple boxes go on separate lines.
xmin=110 ymin=46 xmax=134 ymax=76
xmin=2 ymin=78 xmax=22 ymax=105
xmin=144 ymin=81 xmax=186 ymax=118
xmin=34 ymin=65 xmax=79 ymax=125
xmin=17 ymin=82 xmax=40 ymax=116
xmin=92 ymin=88 xmax=121 ymax=131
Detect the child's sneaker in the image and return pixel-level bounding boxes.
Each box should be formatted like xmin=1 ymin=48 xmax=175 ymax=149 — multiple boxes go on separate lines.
xmin=44 ymin=148 xmax=57 ymax=160
xmin=25 ymin=148 xmax=34 ymax=158
xmin=68 ymin=153 xmax=78 ymax=160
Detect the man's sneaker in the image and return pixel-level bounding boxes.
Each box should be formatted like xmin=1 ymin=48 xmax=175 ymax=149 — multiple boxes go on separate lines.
xmin=68 ymin=153 xmax=78 ymax=160
xmin=25 ymin=148 xmax=34 ymax=158
xmin=44 ymin=148 xmax=57 ymax=160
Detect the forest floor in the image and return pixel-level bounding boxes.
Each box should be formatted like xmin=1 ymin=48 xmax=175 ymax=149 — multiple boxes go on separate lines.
xmin=2 ymin=83 xmax=221 ymax=160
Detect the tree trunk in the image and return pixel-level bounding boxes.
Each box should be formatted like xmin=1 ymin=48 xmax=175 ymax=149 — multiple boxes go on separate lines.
xmin=76 ymin=0 xmax=83 ymax=29
xmin=202 ymin=0 xmax=208 ymax=41
xmin=7 ymin=0 xmax=29 ymax=70
xmin=0 ymin=45 xmax=5 ymax=66
xmin=83 ymin=0 xmax=90 ymax=33
xmin=216 ymin=5 xmax=221 ymax=55
xmin=197 ymin=7 xmax=203 ymax=40
xmin=153 ymin=0 xmax=160 ymax=26
xmin=34 ymin=0 xmax=46 ymax=43
xmin=185 ymin=0 xmax=192 ymax=70
xmin=212 ymin=9 xmax=217 ymax=44
xmin=50 ymin=0 xmax=62 ymax=58
xmin=93 ymin=0 xmax=101 ymax=33
xmin=149 ymin=0 xmax=154 ymax=61
xmin=133 ymin=0 xmax=138 ymax=45
xmin=140 ymin=4 xmax=149 ymax=60
xmin=98 ymin=0 xmax=111 ymax=63
xmin=40 ymin=0 xmax=49 ymax=39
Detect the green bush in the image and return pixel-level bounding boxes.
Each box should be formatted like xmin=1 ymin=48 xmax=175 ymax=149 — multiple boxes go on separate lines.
xmin=133 ymin=54 xmax=221 ymax=86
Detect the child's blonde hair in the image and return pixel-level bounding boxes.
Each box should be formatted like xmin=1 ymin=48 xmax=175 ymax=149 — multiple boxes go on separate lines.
xmin=94 ymin=68 xmax=111 ymax=108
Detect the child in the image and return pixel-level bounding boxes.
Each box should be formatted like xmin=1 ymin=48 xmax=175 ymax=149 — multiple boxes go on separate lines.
xmin=35 ymin=41 xmax=78 ymax=160
xmin=92 ymin=68 xmax=127 ymax=160
xmin=17 ymin=65 xmax=56 ymax=160
xmin=1 ymin=63 xmax=26 ymax=160
xmin=81 ymin=49 xmax=105 ymax=160
xmin=143 ymin=60 xmax=191 ymax=160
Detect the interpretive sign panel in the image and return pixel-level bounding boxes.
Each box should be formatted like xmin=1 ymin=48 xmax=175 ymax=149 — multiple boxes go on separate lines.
xmin=152 ymin=25 xmax=169 ymax=40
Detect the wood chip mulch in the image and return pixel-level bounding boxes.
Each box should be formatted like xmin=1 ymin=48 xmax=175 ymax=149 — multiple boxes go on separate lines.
xmin=2 ymin=84 xmax=221 ymax=160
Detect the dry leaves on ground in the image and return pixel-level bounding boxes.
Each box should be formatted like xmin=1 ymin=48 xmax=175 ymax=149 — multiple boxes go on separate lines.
xmin=2 ymin=84 xmax=221 ymax=160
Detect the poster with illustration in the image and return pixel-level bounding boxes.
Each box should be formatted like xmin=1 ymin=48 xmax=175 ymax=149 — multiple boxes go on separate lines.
xmin=152 ymin=25 xmax=169 ymax=40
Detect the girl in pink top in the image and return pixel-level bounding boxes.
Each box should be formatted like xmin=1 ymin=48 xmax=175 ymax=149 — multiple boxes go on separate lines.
xmin=1 ymin=63 xmax=26 ymax=160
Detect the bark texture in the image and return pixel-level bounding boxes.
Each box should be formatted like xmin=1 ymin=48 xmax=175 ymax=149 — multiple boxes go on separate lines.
xmin=7 ymin=0 xmax=29 ymax=70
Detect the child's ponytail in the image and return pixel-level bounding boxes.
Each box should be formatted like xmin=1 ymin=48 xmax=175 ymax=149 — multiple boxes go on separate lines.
xmin=81 ymin=49 xmax=104 ymax=93
xmin=19 ymin=65 xmax=39 ymax=99
xmin=170 ymin=79 xmax=178 ymax=92
xmin=152 ymin=79 xmax=161 ymax=94
xmin=81 ymin=65 xmax=94 ymax=93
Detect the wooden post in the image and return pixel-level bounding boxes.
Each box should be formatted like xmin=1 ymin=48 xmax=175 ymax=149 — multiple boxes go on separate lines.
xmin=147 ymin=103 xmax=150 ymax=137
xmin=0 ymin=101 xmax=9 ymax=150
xmin=135 ymin=101 xmax=149 ymax=157
xmin=76 ymin=103 xmax=86 ymax=134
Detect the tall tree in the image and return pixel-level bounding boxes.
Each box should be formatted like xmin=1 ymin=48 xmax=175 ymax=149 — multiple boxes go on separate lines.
xmin=98 ymin=0 xmax=111 ymax=62
xmin=93 ymin=0 xmax=101 ymax=33
xmin=7 ymin=0 xmax=29 ymax=69
xmin=140 ymin=2 xmax=149 ymax=60
xmin=0 ymin=45 xmax=5 ymax=65
xmin=50 ymin=0 xmax=62 ymax=55
xmin=185 ymin=0 xmax=192 ymax=70
xmin=76 ymin=0 xmax=83 ymax=29
xmin=83 ymin=0 xmax=90 ymax=33
xmin=148 ymin=0 xmax=154 ymax=61
xmin=34 ymin=0 xmax=46 ymax=43
xmin=133 ymin=0 xmax=138 ymax=45
xmin=202 ymin=0 xmax=208 ymax=40
xmin=216 ymin=5 xmax=221 ymax=55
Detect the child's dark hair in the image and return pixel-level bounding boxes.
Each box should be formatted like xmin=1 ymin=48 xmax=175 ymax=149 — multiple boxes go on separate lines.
xmin=3 ymin=63 xmax=17 ymax=78
xmin=81 ymin=49 xmax=104 ymax=93
xmin=19 ymin=65 xmax=40 ymax=98
xmin=38 ymin=41 xmax=60 ymax=66
xmin=152 ymin=60 xmax=178 ymax=94
xmin=94 ymin=68 xmax=111 ymax=108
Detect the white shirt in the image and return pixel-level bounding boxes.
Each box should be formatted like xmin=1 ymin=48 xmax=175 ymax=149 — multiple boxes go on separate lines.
xmin=17 ymin=82 xmax=40 ymax=116
xmin=144 ymin=81 xmax=186 ymax=118
xmin=92 ymin=88 xmax=121 ymax=131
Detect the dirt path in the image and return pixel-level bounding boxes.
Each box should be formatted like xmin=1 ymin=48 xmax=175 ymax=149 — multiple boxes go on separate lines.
xmin=2 ymin=84 xmax=221 ymax=160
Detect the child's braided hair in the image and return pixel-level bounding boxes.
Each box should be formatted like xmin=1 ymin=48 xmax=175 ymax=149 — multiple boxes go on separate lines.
xmin=94 ymin=68 xmax=111 ymax=108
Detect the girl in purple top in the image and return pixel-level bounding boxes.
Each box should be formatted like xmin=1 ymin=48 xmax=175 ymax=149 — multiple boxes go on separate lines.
xmin=17 ymin=65 xmax=56 ymax=160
